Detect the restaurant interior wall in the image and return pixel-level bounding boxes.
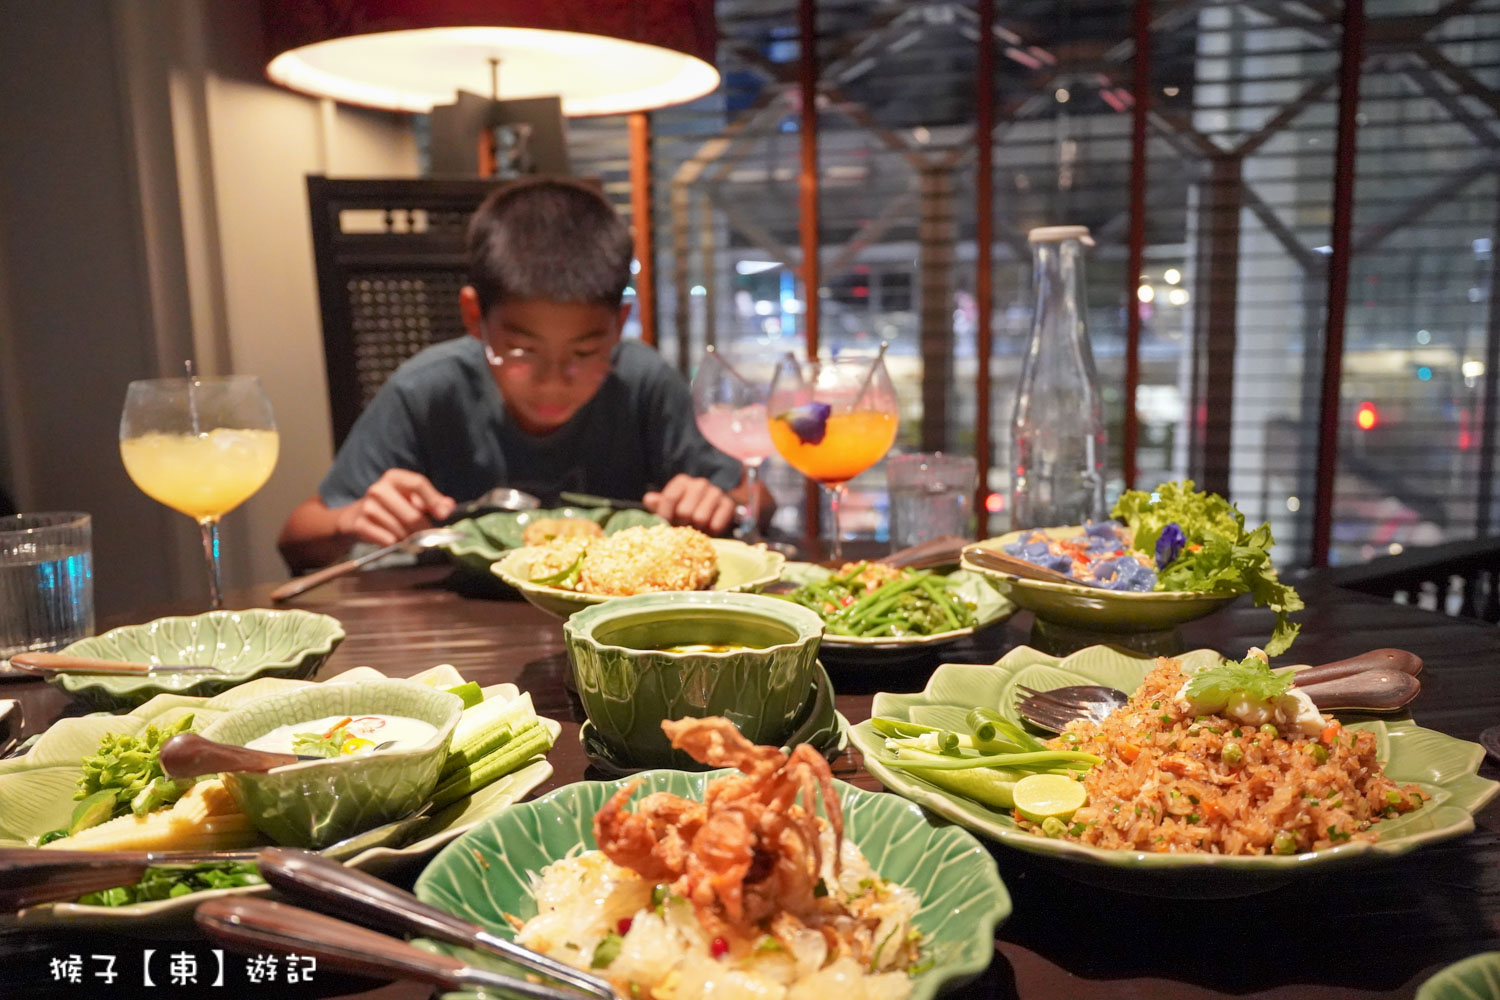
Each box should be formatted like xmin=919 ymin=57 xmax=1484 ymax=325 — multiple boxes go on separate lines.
xmin=0 ymin=0 xmax=417 ymax=615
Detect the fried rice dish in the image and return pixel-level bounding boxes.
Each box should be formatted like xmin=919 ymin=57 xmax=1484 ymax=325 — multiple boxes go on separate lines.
xmin=527 ymin=524 xmax=718 ymax=596
xmin=521 ymin=516 xmax=605 ymax=547
xmin=1027 ymin=656 xmax=1427 ymax=855
xmin=515 ymin=717 xmax=923 ymax=999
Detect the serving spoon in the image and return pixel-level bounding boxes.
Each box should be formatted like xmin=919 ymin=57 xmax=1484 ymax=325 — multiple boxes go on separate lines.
xmin=197 ymin=897 xmax=613 ymax=1000
xmin=1014 ymin=648 xmax=1424 ymax=733
xmin=0 ymin=806 xmax=430 ymax=910
xmin=270 ymin=526 xmax=468 ymax=602
xmin=253 ymin=848 xmax=619 ymax=999
xmin=157 ymin=732 xmax=396 ymax=779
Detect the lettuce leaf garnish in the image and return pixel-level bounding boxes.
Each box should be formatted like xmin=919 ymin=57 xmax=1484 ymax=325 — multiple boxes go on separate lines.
xmin=1182 ymin=656 xmax=1295 ymax=714
xmin=1113 ymin=480 xmax=1303 ymax=655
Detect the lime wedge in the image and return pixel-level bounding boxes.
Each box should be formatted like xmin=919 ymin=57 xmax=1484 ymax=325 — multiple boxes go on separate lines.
xmin=1013 ymin=772 xmax=1087 ymax=824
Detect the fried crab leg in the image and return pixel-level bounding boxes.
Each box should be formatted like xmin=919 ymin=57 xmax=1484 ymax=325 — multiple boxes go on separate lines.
xmin=592 ymin=717 xmax=843 ymax=935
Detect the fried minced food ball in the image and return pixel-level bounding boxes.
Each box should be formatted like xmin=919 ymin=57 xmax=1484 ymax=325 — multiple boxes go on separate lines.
xmin=527 ymin=536 xmax=592 ymax=582
xmin=521 ymin=517 xmax=605 ymax=547
xmin=575 ymin=525 xmax=718 ymax=596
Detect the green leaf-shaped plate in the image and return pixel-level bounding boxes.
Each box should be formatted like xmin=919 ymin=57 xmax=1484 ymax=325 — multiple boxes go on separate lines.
xmin=414 ymin=769 xmax=1009 ymax=999
xmin=778 ymin=563 xmax=1016 ymax=661
xmin=442 ymin=507 xmax=664 ymax=575
xmin=962 ymin=530 xmax=1238 ymax=632
xmin=1417 ymin=953 xmax=1500 ymax=1000
xmin=494 ymin=538 xmax=786 ymax=619
xmin=850 ymin=645 xmax=1499 ymax=898
xmin=0 ymin=668 xmax=558 ymax=932
xmin=47 ymin=608 xmax=345 ymax=711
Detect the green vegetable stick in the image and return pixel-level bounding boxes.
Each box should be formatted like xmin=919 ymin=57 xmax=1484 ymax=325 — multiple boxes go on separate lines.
xmin=901 ymin=763 xmax=1018 ymax=810
xmin=884 ymin=748 xmax=1100 ymax=770
xmin=430 ymin=724 xmax=554 ymax=809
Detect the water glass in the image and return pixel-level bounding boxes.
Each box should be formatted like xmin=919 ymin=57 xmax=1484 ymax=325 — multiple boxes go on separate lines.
xmin=0 ymin=512 xmax=94 ymax=661
xmin=888 ymin=453 xmax=978 ymax=549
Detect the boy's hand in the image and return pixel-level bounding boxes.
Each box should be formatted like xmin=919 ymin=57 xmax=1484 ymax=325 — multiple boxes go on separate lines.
xmin=335 ymin=469 xmax=456 ymax=546
xmin=644 ymin=475 xmax=736 ymax=535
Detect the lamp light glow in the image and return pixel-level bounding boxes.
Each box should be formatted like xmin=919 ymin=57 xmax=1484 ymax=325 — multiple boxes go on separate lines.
xmin=263 ymin=2 xmax=719 ymax=116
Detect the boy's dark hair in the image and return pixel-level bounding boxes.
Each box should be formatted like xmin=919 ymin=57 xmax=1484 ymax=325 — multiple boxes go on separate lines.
xmin=466 ymin=178 xmax=633 ymax=313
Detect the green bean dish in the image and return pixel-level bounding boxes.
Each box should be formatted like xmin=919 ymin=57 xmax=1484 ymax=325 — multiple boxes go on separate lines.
xmin=777 ymin=561 xmax=979 ymax=638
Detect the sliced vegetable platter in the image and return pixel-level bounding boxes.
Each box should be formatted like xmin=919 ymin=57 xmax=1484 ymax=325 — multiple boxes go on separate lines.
xmin=849 ymin=645 xmax=1498 ymax=897
xmin=0 ymin=664 xmax=559 ymax=930
xmin=777 ymin=562 xmax=1015 ymax=656
xmin=441 ymin=506 xmax=664 ymax=574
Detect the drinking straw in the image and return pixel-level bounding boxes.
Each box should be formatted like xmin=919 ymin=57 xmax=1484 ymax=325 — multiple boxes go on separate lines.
xmin=852 ymin=340 xmax=890 ymax=406
xmin=185 ymin=359 xmax=201 ymax=435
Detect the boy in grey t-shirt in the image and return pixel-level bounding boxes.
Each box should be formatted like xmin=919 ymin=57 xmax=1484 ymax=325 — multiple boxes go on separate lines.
xmin=278 ymin=179 xmax=742 ymax=571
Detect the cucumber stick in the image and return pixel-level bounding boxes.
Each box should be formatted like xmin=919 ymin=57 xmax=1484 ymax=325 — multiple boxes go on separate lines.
xmin=444 ymin=692 xmax=538 ymax=777
xmin=432 ymin=723 xmax=554 ymax=809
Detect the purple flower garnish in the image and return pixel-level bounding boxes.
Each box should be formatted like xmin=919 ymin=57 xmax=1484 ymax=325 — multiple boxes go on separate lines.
xmin=1156 ymin=522 xmax=1187 ymax=569
xmin=779 ymin=401 xmax=832 ymax=445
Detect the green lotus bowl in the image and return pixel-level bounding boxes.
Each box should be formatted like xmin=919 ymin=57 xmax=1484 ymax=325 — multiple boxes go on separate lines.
xmin=199 ymin=679 xmax=463 ymax=849
xmin=962 ymin=528 xmax=1238 ymax=632
xmin=564 ymin=592 xmax=824 ymax=768
xmin=1417 ymin=953 xmax=1500 ymax=1000
xmin=49 ymin=609 xmax=346 ymax=711
xmin=494 ymin=538 xmax=786 ymax=619
xmin=413 ymin=769 xmax=1010 ymax=1000
xmin=851 ymin=645 xmax=1499 ymax=898
xmin=442 ymin=506 xmax=664 ymax=575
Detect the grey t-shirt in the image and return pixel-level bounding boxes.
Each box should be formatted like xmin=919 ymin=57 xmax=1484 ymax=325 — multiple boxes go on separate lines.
xmin=319 ymin=337 xmax=740 ymax=507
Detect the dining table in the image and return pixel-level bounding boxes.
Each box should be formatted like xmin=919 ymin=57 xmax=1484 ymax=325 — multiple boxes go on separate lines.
xmin=5 ymin=559 xmax=1500 ymax=1000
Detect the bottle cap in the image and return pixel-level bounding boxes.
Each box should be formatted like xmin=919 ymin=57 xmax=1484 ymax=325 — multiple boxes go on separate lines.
xmin=1028 ymin=225 xmax=1095 ymax=246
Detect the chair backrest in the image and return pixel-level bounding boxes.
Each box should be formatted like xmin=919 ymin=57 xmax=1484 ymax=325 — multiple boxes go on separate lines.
xmin=306 ymin=176 xmax=504 ymax=446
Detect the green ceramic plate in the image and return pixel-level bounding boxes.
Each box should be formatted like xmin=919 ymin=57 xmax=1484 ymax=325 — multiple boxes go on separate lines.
xmin=850 ymin=645 xmax=1499 ymax=898
xmin=413 ymin=769 xmax=1010 ymax=999
xmin=442 ymin=506 xmax=664 ymax=575
xmin=1417 ymin=953 xmax=1500 ymax=1000
xmin=48 ymin=608 xmax=345 ymax=711
xmin=0 ymin=667 xmax=559 ymax=932
xmin=494 ymin=538 xmax=786 ymax=619
xmin=779 ymin=562 xmax=1017 ymax=655
xmin=962 ymin=529 xmax=1238 ymax=632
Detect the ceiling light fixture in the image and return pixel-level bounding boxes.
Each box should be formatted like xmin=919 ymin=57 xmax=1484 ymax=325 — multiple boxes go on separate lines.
xmin=262 ymin=0 xmax=720 ymax=116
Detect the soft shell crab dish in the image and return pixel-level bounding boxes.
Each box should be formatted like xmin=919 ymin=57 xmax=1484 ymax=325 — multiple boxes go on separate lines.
xmin=515 ymin=717 xmax=925 ymax=999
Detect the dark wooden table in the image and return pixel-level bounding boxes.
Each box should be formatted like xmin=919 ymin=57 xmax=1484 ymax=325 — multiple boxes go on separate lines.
xmin=6 ymin=565 xmax=1500 ymax=999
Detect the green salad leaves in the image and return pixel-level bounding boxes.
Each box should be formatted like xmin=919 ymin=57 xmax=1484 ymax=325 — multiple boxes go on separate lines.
xmin=1113 ymin=480 xmax=1303 ymax=655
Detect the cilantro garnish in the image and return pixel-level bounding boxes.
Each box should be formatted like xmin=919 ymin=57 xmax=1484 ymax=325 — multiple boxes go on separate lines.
xmin=1182 ymin=656 xmax=1294 ymax=714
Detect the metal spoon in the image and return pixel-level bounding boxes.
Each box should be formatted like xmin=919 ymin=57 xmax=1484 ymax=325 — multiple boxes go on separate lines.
xmin=1015 ymin=648 xmax=1424 ymax=732
xmin=255 ymin=848 xmax=619 ymax=999
xmin=196 ymin=897 xmax=616 ymax=1000
xmin=157 ymin=732 xmax=399 ymax=779
xmin=0 ymin=805 xmax=430 ymax=910
xmin=270 ymin=526 xmax=468 ymax=602
xmin=444 ymin=486 xmax=542 ymax=522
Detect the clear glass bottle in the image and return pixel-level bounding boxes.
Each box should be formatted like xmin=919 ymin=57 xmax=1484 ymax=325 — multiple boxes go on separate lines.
xmin=1008 ymin=225 xmax=1107 ymax=529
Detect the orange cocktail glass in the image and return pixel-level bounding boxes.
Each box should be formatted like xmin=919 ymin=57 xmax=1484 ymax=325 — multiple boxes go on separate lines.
xmin=767 ymin=351 xmax=899 ymax=560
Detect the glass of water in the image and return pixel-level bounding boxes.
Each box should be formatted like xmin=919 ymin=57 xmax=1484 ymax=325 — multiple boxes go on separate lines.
xmin=887 ymin=453 xmax=978 ymax=550
xmin=0 ymin=512 xmax=94 ymax=661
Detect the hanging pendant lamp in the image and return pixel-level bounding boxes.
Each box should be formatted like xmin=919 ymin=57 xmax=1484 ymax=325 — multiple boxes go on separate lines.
xmin=262 ymin=0 xmax=719 ymax=116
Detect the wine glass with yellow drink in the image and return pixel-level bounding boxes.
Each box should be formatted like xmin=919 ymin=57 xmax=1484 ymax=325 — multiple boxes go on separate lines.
xmin=119 ymin=375 xmax=278 ymax=608
xmin=767 ymin=349 xmax=899 ymax=561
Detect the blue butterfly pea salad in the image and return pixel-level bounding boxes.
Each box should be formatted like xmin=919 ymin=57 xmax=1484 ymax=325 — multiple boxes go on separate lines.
xmin=1004 ymin=521 xmax=1158 ymax=592
xmin=1000 ymin=480 xmax=1303 ymax=655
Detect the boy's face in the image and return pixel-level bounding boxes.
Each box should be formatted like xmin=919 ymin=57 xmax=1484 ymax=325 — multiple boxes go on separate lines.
xmin=463 ymin=290 xmax=626 ymax=436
